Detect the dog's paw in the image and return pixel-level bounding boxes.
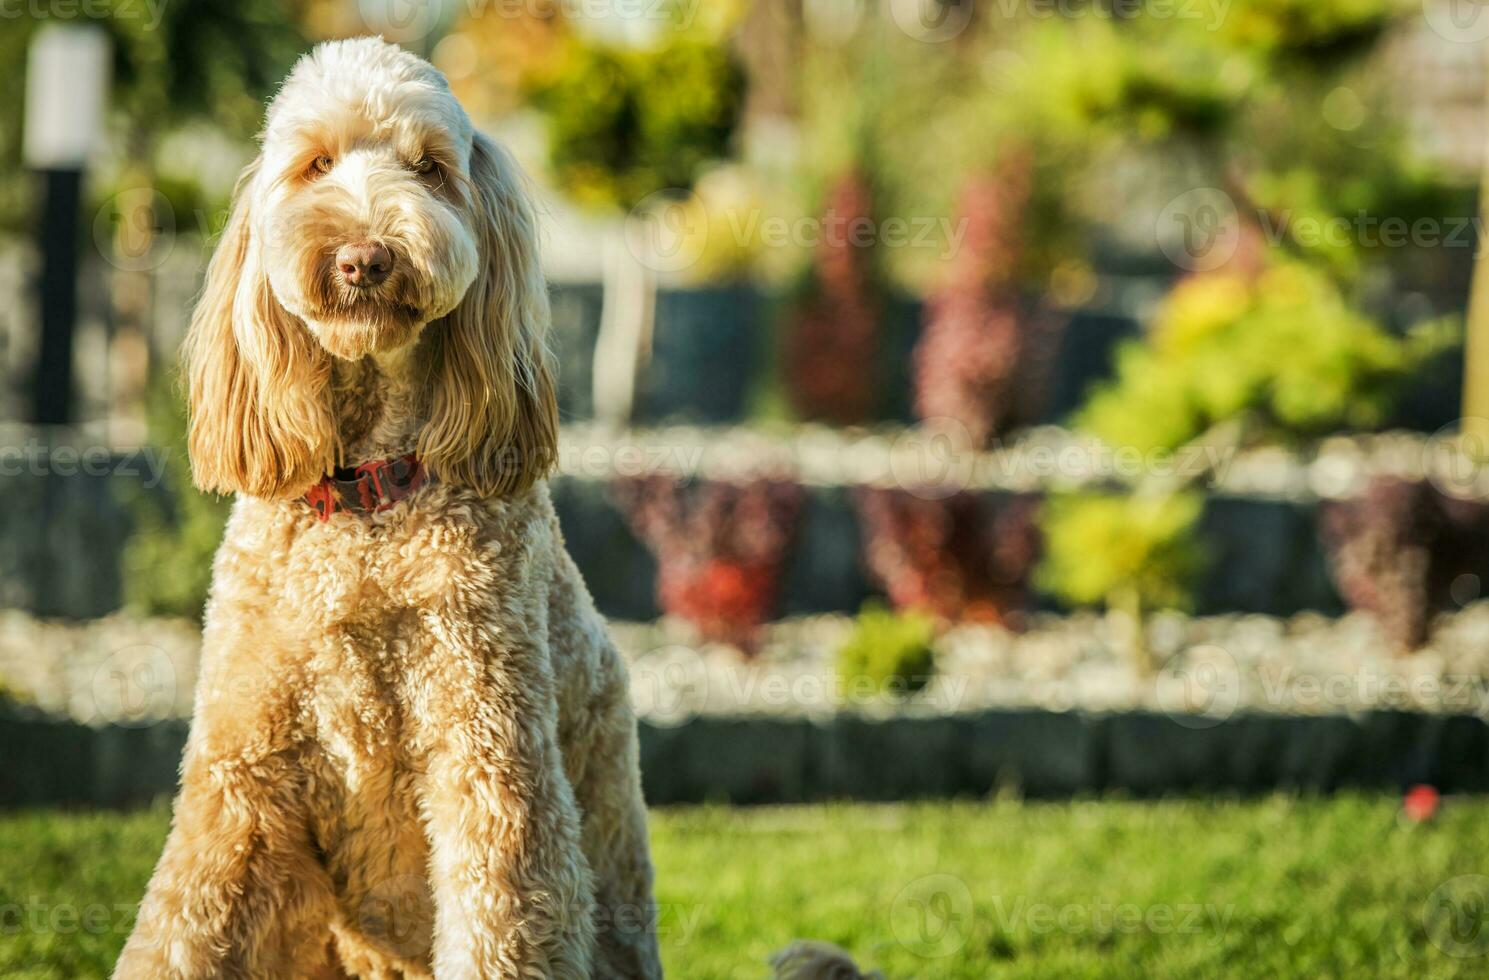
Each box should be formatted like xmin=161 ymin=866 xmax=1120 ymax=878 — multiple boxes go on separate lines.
xmin=769 ymin=940 xmax=883 ymax=980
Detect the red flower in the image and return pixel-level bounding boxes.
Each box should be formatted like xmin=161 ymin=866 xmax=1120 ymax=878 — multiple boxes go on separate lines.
xmin=783 ymin=170 xmax=881 ymax=425
xmin=854 ymin=487 xmax=1040 ymax=623
xmin=614 ymin=476 xmax=804 ymax=651
xmin=1403 ymin=784 xmax=1440 ymax=824
xmin=912 ymin=156 xmax=1064 ymax=445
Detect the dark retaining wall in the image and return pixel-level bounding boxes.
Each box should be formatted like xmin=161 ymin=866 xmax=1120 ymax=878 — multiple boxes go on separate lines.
xmin=3 ymin=709 xmax=1483 ymax=809
xmin=548 ymin=281 xmax=1466 ymax=433
xmin=0 ymin=466 xmax=1346 ymax=622
xmin=650 ymin=710 xmax=1488 ymax=802
xmin=553 ymin=480 xmax=1346 ymax=622
xmin=0 ymin=467 xmax=141 ymax=619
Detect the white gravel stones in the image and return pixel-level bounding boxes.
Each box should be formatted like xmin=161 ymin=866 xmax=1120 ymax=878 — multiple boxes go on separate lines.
xmin=8 ymin=603 xmax=1489 ymax=725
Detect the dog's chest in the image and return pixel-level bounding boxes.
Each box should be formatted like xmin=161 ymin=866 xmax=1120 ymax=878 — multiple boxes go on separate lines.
xmin=304 ymin=731 xmax=435 ymax=966
xmin=298 ymin=609 xmax=440 ymax=956
xmin=279 ymin=513 xmax=497 ymax=758
xmin=279 ymin=510 xmax=488 ymax=625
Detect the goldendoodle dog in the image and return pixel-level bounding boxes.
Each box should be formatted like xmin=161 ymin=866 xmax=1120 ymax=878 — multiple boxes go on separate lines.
xmin=114 ymin=37 xmax=659 ymax=980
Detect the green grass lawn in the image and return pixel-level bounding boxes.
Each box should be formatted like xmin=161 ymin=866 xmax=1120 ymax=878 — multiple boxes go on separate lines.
xmin=2 ymin=796 xmax=1487 ymax=978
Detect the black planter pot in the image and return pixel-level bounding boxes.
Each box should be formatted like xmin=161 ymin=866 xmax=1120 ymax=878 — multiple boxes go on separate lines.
xmin=633 ymin=284 xmax=761 ymax=425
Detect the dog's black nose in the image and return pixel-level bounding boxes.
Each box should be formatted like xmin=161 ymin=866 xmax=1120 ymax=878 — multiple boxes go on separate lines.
xmin=337 ymin=241 xmax=393 ymax=288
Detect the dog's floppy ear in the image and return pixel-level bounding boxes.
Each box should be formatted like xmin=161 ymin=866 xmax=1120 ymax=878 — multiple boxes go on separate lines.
xmin=420 ymin=133 xmax=559 ymax=497
xmin=183 ymin=157 xmax=337 ymax=499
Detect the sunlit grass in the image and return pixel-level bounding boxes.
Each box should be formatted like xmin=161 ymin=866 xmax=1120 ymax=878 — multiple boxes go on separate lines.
xmin=2 ymin=796 xmax=1487 ymax=978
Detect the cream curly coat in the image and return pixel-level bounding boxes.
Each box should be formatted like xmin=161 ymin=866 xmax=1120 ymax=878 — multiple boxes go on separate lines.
xmin=113 ymin=38 xmax=660 ymax=979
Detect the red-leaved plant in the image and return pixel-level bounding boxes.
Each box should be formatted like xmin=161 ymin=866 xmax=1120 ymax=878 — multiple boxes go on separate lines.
xmin=1320 ymin=476 xmax=1489 ymax=651
xmin=782 ymin=170 xmax=881 ymax=425
xmin=912 ymin=158 xmax=1063 ymax=443
xmin=613 ymin=475 xmax=805 ymax=650
xmin=854 ymin=487 xmax=1041 ymax=623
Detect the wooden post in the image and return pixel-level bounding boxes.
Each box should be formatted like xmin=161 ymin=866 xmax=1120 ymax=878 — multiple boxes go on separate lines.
xmin=1462 ymin=42 xmax=1489 ymax=440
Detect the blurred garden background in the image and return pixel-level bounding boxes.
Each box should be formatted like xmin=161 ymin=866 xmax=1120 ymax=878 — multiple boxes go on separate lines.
xmin=7 ymin=0 xmax=1489 ymax=975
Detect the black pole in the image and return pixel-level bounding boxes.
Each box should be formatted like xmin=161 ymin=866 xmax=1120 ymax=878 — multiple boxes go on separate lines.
xmin=31 ymin=166 xmax=81 ymax=426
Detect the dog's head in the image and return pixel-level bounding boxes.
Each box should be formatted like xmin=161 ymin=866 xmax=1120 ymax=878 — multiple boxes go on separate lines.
xmin=185 ymin=37 xmax=556 ymax=500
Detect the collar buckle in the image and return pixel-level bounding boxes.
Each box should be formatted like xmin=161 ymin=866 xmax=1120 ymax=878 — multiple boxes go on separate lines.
xmin=305 ymin=453 xmax=428 ymax=521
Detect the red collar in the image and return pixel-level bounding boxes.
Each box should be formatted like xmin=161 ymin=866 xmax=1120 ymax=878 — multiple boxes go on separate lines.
xmin=304 ymin=453 xmax=429 ymax=521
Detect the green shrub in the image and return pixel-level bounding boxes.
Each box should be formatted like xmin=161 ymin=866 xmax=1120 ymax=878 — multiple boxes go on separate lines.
xmin=1215 ymin=0 xmax=1403 ymax=58
xmin=1079 ymin=260 xmax=1453 ymax=454
xmin=835 ymin=604 xmax=937 ymax=699
xmin=531 ymin=32 xmax=743 ymax=211
xmin=1037 ymin=492 xmax=1207 ymax=615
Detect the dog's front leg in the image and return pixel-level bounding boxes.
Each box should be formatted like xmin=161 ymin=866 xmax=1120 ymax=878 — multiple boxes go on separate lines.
xmin=114 ymin=671 xmax=335 ymax=979
xmin=413 ymin=614 xmax=596 ymax=979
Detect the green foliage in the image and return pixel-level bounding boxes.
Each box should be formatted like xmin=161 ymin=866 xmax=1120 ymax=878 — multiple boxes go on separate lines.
xmin=805 ymin=18 xmax=1127 ymax=291
xmin=855 ymin=0 xmax=1453 ymax=295
xmin=1038 ymin=493 xmax=1206 ymax=612
xmin=119 ymin=378 xmax=229 ymax=621
xmin=1230 ymin=52 xmax=1476 ymax=279
xmin=985 ymin=1 xmax=1408 ymax=143
xmin=1216 ymin=0 xmax=1407 ymax=58
xmin=1007 ymin=19 xmax=1252 ymax=143
xmin=0 ymin=1 xmax=304 ymax=232
xmin=531 ymin=32 xmax=743 ymax=211
xmin=106 ymin=0 xmax=306 ymax=142
xmin=834 ymin=603 xmax=936 ymax=697
xmin=1079 ymin=261 xmax=1454 ymax=454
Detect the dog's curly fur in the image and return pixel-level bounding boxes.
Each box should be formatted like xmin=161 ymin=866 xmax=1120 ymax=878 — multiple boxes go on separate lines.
xmin=113 ymin=38 xmax=660 ymax=980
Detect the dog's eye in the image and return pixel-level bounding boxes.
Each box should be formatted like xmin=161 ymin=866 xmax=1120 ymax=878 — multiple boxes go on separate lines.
xmin=309 ymin=154 xmax=334 ymax=177
xmin=412 ymin=155 xmax=438 ymax=175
